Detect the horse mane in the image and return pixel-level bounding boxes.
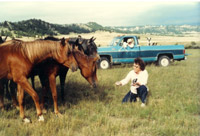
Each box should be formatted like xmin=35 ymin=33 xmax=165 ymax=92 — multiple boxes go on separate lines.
xmin=43 ymin=36 xmax=85 ymax=53
xmin=42 ymin=35 xmax=98 ymax=56
xmin=44 ymin=36 xmax=60 ymax=41
xmin=1 ymin=40 xmax=63 ymax=63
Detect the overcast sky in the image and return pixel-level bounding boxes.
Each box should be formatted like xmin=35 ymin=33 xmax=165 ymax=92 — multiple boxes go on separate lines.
xmin=0 ymin=1 xmax=199 ymax=26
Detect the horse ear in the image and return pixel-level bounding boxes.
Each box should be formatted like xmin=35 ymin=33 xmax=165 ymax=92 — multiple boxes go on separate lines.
xmin=61 ymin=38 xmax=66 ymax=46
xmin=93 ymin=37 xmax=96 ymax=41
xmin=77 ymin=36 xmax=84 ymax=44
xmin=65 ymin=38 xmax=73 ymax=51
xmin=90 ymin=37 xmax=96 ymax=42
xmin=75 ymin=38 xmax=79 ymax=44
xmin=90 ymin=37 xmax=94 ymax=42
xmin=4 ymin=36 xmax=8 ymax=42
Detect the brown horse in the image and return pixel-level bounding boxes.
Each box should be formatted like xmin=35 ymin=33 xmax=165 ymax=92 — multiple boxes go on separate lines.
xmin=30 ymin=49 xmax=99 ymax=116
xmin=0 ymin=39 xmax=78 ymax=122
xmin=0 ymin=37 xmax=18 ymax=110
xmin=30 ymin=37 xmax=99 ymax=116
xmin=32 ymin=36 xmax=98 ymax=100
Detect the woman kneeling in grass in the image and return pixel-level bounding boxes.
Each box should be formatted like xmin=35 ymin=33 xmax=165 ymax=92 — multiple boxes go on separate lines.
xmin=115 ymin=58 xmax=148 ymax=107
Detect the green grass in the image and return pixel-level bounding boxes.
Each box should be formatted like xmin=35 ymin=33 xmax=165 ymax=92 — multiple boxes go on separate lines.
xmin=0 ymin=49 xmax=199 ymax=136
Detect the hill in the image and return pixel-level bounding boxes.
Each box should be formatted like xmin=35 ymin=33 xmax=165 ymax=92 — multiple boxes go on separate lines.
xmin=0 ymin=19 xmax=199 ymax=38
xmin=0 ymin=19 xmax=108 ymax=38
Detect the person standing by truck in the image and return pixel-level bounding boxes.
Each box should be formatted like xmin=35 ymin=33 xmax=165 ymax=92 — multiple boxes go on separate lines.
xmin=115 ymin=58 xmax=149 ymax=107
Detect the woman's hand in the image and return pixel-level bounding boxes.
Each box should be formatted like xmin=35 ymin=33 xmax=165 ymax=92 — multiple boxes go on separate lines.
xmin=115 ymin=81 xmax=122 ymax=86
xmin=132 ymin=82 xmax=141 ymax=86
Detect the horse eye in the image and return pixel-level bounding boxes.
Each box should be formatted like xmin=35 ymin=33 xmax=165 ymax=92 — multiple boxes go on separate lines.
xmin=67 ymin=52 xmax=71 ymax=56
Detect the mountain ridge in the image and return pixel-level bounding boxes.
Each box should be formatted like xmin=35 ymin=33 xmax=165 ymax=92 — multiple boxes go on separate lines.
xmin=0 ymin=19 xmax=199 ymax=38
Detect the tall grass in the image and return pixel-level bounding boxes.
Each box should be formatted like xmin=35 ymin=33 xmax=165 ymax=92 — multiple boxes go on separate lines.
xmin=0 ymin=49 xmax=199 ymax=136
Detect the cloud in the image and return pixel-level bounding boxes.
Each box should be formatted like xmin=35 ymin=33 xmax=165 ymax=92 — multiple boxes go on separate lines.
xmin=0 ymin=1 xmax=199 ymax=26
xmin=126 ymin=2 xmax=200 ymax=25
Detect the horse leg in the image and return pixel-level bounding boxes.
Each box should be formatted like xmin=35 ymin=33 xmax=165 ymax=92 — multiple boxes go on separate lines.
xmin=39 ymin=75 xmax=49 ymax=113
xmin=14 ymin=76 xmax=44 ymax=121
xmin=5 ymin=79 xmax=11 ymax=100
xmin=59 ymin=68 xmax=68 ymax=102
xmin=9 ymin=80 xmax=19 ymax=109
xmin=0 ymin=81 xmax=5 ymax=110
xmin=31 ymin=75 xmax=35 ymax=90
xmin=49 ymin=74 xmax=61 ymax=117
xmin=17 ymin=85 xmax=31 ymax=123
xmin=17 ymin=85 xmax=25 ymax=120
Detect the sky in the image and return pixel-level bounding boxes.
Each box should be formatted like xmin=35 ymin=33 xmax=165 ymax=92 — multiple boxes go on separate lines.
xmin=0 ymin=0 xmax=199 ymax=26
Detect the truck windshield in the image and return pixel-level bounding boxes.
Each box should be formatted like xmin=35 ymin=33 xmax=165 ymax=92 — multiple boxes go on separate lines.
xmin=109 ymin=37 xmax=121 ymax=46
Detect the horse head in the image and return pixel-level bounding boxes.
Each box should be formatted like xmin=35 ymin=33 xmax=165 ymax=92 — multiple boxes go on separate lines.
xmin=57 ymin=38 xmax=78 ymax=72
xmin=73 ymin=49 xmax=99 ymax=88
xmin=72 ymin=36 xmax=99 ymax=88
xmin=82 ymin=36 xmax=98 ymax=57
xmin=43 ymin=36 xmax=78 ymax=72
xmin=69 ymin=36 xmax=98 ymax=58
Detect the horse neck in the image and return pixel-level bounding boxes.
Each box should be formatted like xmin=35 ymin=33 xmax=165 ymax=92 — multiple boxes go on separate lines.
xmin=74 ymin=52 xmax=89 ymax=68
xmin=21 ymin=41 xmax=62 ymax=64
xmin=34 ymin=53 xmax=56 ymax=64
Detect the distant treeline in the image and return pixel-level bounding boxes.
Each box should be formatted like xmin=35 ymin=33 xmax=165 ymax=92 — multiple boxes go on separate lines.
xmin=0 ymin=19 xmax=111 ymax=38
xmin=0 ymin=19 xmax=199 ymax=38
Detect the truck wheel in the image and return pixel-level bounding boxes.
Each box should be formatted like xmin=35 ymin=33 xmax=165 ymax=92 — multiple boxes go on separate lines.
xmin=99 ymin=57 xmax=110 ymax=69
xmin=158 ymin=56 xmax=170 ymax=67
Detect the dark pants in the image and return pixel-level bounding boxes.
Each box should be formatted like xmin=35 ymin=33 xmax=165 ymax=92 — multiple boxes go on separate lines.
xmin=122 ymin=85 xmax=148 ymax=103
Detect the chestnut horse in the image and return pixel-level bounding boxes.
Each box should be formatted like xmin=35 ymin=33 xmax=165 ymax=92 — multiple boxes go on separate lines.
xmin=30 ymin=36 xmax=99 ymax=116
xmin=0 ymin=39 xmax=78 ymax=122
xmin=0 ymin=36 xmax=18 ymax=110
xmin=32 ymin=36 xmax=98 ymax=99
xmin=31 ymin=49 xmax=99 ymax=116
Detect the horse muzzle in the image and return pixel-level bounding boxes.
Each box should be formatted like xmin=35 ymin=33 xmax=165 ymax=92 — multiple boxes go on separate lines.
xmin=90 ymin=81 xmax=97 ymax=88
xmin=70 ymin=64 xmax=78 ymax=72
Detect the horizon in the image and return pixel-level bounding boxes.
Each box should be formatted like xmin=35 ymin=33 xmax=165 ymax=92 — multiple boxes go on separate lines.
xmin=0 ymin=1 xmax=199 ymax=26
xmin=1 ymin=18 xmax=199 ymax=27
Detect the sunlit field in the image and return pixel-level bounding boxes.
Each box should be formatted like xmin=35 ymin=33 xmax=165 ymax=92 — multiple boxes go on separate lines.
xmin=10 ymin=31 xmax=200 ymax=48
xmin=0 ymin=48 xmax=199 ymax=136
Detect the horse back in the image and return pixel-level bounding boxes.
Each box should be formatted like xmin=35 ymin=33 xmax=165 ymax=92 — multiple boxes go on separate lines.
xmin=0 ymin=45 xmax=32 ymax=79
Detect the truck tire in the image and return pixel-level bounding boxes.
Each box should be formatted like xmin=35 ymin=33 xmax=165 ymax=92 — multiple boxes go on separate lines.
xmin=158 ymin=56 xmax=170 ymax=67
xmin=99 ymin=57 xmax=110 ymax=69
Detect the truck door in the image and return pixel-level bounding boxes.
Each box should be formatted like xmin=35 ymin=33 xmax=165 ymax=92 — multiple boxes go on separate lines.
xmin=117 ymin=37 xmax=140 ymax=63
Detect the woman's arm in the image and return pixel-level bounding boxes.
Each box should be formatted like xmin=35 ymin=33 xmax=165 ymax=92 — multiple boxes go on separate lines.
xmin=115 ymin=71 xmax=133 ymax=86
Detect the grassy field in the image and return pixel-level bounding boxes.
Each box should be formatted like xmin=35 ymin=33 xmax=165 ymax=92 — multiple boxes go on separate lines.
xmin=0 ymin=49 xmax=199 ymax=136
xmin=12 ymin=31 xmax=200 ymax=48
xmin=59 ymin=31 xmax=200 ymax=48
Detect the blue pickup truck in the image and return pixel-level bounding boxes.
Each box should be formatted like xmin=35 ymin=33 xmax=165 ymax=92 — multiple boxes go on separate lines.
xmin=97 ymin=35 xmax=187 ymax=69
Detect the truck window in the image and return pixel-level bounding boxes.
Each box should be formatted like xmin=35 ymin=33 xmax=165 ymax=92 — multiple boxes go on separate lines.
xmin=122 ymin=38 xmax=135 ymax=48
xmin=110 ymin=37 xmax=121 ymax=46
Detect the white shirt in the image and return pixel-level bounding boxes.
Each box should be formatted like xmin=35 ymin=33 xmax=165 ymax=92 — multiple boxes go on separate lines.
xmin=122 ymin=42 xmax=127 ymax=48
xmin=120 ymin=70 xmax=148 ymax=94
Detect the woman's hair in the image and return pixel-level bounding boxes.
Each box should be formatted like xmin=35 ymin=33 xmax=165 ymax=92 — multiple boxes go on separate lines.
xmin=134 ymin=58 xmax=146 ymax=70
